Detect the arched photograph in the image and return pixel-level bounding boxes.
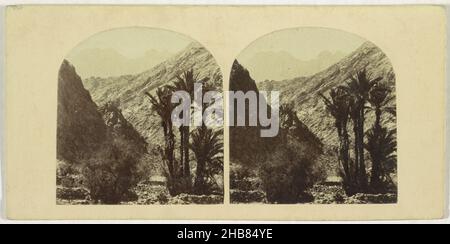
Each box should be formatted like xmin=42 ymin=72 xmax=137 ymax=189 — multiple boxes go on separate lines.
xmin=229 ymin=27 xmax=397 ymax=204
xmin=57 ymin=27 xmax=224 ymax=205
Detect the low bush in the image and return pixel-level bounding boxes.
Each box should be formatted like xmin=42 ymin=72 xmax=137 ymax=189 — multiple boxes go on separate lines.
xmin=230 ymin=189 xmax=267 ymax=204
xmin=56 ymin=186 xmax=89 ymax=200
xmin=82 ymin=137 xmax=140 ymax=204
xmin=260 ymin=136 xmax=324 ymax=204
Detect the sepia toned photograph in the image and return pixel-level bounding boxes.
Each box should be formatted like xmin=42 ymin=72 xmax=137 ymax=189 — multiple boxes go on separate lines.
xmin=56 ymin=27 xmax=224 ymax=205
xmin=230 ymin=27 xmax=397 ymax=204
xmin=4 ymin=4 xmax=446 ymax=222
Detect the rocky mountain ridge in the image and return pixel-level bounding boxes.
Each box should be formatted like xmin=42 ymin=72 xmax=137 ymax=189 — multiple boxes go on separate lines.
xmin=83 ymin=42 xmax=223 ymax=145
xmin=258 ymin=42 xmax=396 ymax=148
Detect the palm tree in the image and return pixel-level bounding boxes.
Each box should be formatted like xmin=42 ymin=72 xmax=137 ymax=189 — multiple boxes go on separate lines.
xmin=368 ymin=83 xmax=391 ymax=130
xmin=190 ymin=126 xmax=223 ymax=194
xmin=348 ymin=96 xmax=360 ymax=187
xmin=321 ymin=87 xmax=355 ymax=194
xmin=171 ymin=70 xmax=195 ymax=183
xmin=145 ymin=87 xmax=178 ymax=194
xmin=280 ymin=103 xmax=296 ymax=129
xmin=367 ymin=83 xmax=392 ymax=191
xmin=365 ymin=127 xmax=397 ymax=192
xmin=169 ymin=69 xmax=209 ymax=187
xmin=344 ymin=69 xmax=382 ymax=191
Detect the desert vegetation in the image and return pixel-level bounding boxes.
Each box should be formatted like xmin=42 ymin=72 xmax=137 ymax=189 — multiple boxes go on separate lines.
xmin=321 ymin=69 xmax=397 ymax=196
xmin=145 ymin=69 xmax=224 ymax=197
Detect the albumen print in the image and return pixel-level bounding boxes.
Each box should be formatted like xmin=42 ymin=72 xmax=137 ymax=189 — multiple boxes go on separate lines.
xmin=230 ymin=28 xmax=397 ymax=204
xmin=57 ymin=27 xmax=224 ymax=205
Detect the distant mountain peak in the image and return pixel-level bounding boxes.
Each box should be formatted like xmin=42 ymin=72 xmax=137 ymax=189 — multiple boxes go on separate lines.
xmin=239 ymin=49 xmax=348 ymax=81
xmin=67 ymin=47 xmax=175 ymax=78
xmin=184 ymin=41 xmax=204 ymax=50
xmin=359 ymin=41 xmax=378 ymax=49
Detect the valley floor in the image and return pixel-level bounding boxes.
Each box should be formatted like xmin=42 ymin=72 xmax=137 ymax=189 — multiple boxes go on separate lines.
xmin=230 ymin=177 xmax=397 ymax=205
xmin=57 ymin=181 xmax=224 ymax=205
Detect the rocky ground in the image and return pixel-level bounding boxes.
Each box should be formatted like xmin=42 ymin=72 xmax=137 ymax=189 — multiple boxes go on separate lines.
xmin=308 ymin=184 xmax=397 ymax=204
xmin=125 ymin=181 xmax=224 ymax=205
xmin=57 ymin=181 xmax=395 ymax=205
xmin=230 ymin=175 xmax=397 ymax=205
xmin=230 ymin=176 xmax=268 ymax=204
xmin=57 ymin=170 xmax=395 ymax=205
xmin=57 ymin=179 xmax=223 ymax=205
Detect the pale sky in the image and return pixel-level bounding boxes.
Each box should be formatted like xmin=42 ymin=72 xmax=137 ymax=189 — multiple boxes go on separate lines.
xmin=238 ymin=27 xmax=367 ymax=81
xmin=66 ymin=27 xmax=194 ymax=78
xmin=68 ymin=27 xmax=193 ymax=59
xmin=238 ymin=27 xmax=366 ymax=62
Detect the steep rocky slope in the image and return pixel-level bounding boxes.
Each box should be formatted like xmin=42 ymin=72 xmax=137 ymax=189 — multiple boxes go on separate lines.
xmin=57 ymin=60 xmax=108 ymax=163
xmin=258 ymin=42 xmax=396 ymax=148
xmin=57 ymin=60 xmax=149 ymax=164
xmin=229 ymin=60 xmax=273 ymax=167
xmin=57 ymin=60 xmax=153 ymax=203
xmin=229 ymin=61 xmax=323 ymax=168
xmin=98 ymin=102 xmax=148 ymax=154
xmin=83 ymin=42 xmax=223 ymax=145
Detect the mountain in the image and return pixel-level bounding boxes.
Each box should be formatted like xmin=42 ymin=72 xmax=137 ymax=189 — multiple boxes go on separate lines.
xmin=57 ymin=60 xmax=109 ymax=163
xmin=57 ymin=60 xmax=148 ymax=164
xmin=82 ymin=42 xmax=223 ymax=145
xmin=258 ymin=42 xmax=396 ymax=149
xmin=229 ymin=60 xmax=274 ymax=167
xmin=67 ymin=48 xmax=174 ymax=78
xmin=239 ymin=50 xmax=346 ymax=81
xmin=98 ymin=102 xmax=148 ymax=154
xmin=229 ymin=60 xmax=322 ymax=168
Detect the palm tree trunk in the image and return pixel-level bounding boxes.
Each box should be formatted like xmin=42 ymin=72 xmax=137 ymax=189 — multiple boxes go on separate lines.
xmin=179 ymin=126 xmax=184 ymax=174
xmin=342 ymin=123 xmax=351 ymax=179
xmin=370 ymin=107 xmax=382 ymax=192
xmin=166 ymin=120 xmax=176 ymax=177
xmin=183 ymin=126 xmax=191 ymax=189
xmin=337 ymin=122 xmax=349 ymax=181
xmin=194 ymin=157 xmax=206 ymax=194
xmin=352 ymin=116 xmax=359 ymax=186
xmin=162 ymin=122 xmax=174 ymax=179
xmin=358 ymin=107 xmax=368 ymax=191
xmin=343 ymin=122 xmax=358 ymax=195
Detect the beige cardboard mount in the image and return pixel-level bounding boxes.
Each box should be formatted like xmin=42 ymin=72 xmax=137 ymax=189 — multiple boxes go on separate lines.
xmin=4 ymin=5 xmax=447 ymax=220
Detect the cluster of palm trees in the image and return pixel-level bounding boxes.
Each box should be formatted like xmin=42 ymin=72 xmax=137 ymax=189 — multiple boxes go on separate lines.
xmin=321 ymin=69 xmax=396 ymax=195
xmin=146 ymin=69 xmax=223 ymax=196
